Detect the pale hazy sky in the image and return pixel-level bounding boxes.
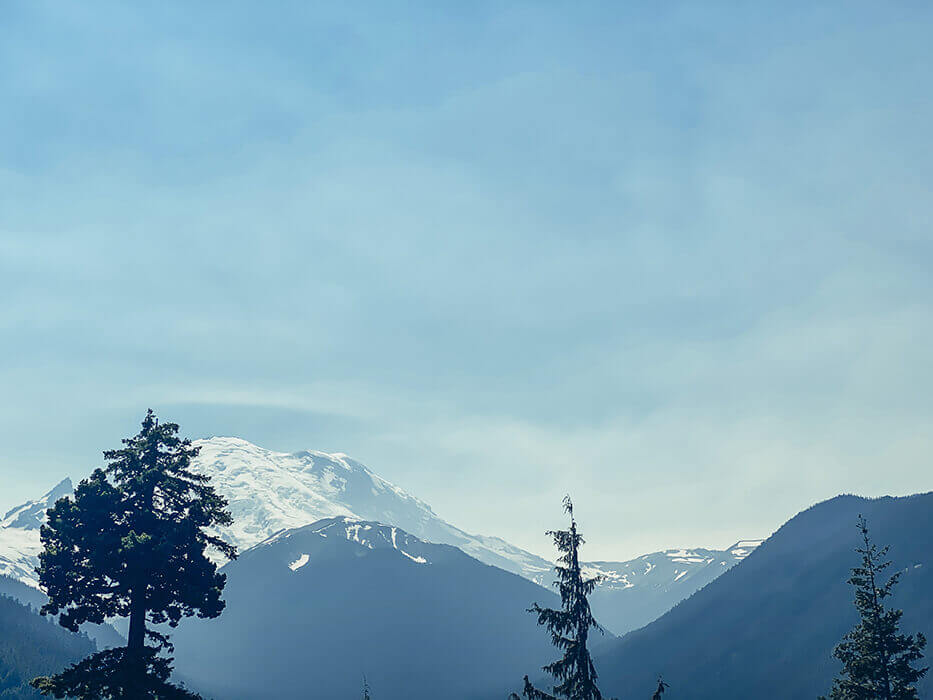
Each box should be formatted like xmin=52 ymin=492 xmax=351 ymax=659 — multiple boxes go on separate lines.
xmin=2 ymin=1 xmax=931 ymax=560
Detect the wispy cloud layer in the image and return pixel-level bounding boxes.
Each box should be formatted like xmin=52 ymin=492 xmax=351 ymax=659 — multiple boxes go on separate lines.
xmin=1 ymin=1 xmax=931 ymax=558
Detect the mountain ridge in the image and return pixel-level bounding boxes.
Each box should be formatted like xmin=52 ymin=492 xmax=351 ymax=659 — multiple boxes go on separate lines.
xmin=170 ymin=515 xmax=563 ymax=700
xmin=0 ymin=436 xmax=761 ymax=638
xmin=594 ymin=491 xmax=933 ymax=699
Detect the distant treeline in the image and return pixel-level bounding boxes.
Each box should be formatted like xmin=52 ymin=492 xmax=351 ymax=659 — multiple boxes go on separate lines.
xmin=0 ymin=594 xmax=93 ymax=700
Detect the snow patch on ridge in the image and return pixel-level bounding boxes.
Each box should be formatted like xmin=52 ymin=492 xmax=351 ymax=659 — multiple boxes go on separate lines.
xmin=288 ymin=554 xmax=310 ymax=571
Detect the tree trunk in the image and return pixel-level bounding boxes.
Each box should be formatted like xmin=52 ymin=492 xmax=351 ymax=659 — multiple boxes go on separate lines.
xmin=126 ymin=587 xmax=147 ymax=696
xmin=127 ymin=588 xmax=146 ymax=651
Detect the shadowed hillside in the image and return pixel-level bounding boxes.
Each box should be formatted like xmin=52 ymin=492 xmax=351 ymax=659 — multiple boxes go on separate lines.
xmin=596 ymin=492 xmax=933 ymax=699
xmin=0 ymin=594 xmax=95 ymax=700
xmin=171 ymin=517 xmax=565 ymax=700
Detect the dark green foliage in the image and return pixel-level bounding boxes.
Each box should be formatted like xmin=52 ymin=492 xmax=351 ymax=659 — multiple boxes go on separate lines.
xmin=31 ymin=410 xmax=236 ymax=698
xmin=30 ymin=648 xmax=200 ymax=700
xmin=0 ymin=594 xmax=93 ymax=700
xmin=824 ymin=516 xmax=927 ymax=700
xmin=522 ymin=497 xmax=609 ymax=700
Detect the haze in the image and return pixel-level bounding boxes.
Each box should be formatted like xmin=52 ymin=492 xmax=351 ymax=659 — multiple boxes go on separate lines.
xmin=1 ymin=1 xmax=931 ymax=560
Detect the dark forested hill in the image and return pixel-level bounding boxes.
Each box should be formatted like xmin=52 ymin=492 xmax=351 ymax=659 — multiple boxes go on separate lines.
xmin=0 ymin=594 xmax=95 ymax=700
xmin=596 ymin=492 xmax=933 ymax=699
xmin=0 ymin=576 xmax=45 ymax=610
xmin=0 ymin=575 xmax=123 ymax=652
xmin=171 ymin=517 xmax=563 ymax=700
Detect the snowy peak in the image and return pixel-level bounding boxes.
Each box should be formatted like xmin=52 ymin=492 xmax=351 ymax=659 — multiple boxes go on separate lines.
xmin=585 ymin=541 xmax=762 ymax=593
xmin=1 ymin=478 xmax=73 ymax=530
xmin=0 ymin=437 xmax=551 ymax=586
xmin=585 ymin=540 xmax=764 ymax=635
xmin=188 ymin=437 xmax=553 ymax=581
xmin=0 ymin=435 xmax=762 ymax=609
xmin=0 ymin=477 xmax=74 ymax=586
xmin=256 ymin=517 xmax=437 ymax=571
xmin=190 ymin=437 xmax=440 ymax=551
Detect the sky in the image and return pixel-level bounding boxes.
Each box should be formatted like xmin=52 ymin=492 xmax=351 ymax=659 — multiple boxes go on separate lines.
xmin=1 ymin=1 xmax=932 ymax=561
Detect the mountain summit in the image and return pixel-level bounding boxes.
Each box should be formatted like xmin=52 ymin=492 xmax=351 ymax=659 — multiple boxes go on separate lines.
xmin=189 ymin=437 xmax=553 ymax=581
xmin=0 ymin=438 xmax=552 ymax=586
xmin=0 ymin=437 xmax=760 ymax=637
xmin=588 ymin=539 xmax=763 ymax=634
xmin=0 ymin=478 xmax=73 ymax=586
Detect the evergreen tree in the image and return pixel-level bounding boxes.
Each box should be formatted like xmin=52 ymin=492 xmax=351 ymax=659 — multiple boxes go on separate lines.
xmin=30 ymin=410 xmax=237 ymax=699
xmin=824 ymin=515 xmax=927 ymax=700
xmin=521 ymin=496 xmax=610 ymax=700
xmin=651 ymin=676 xmax=669 ymax=700
xmin=362 ymin=674 xmax=372 ymax=700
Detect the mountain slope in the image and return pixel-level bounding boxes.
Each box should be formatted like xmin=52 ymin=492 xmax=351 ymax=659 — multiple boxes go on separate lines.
xmin=0 ymin=593 xmax=95 ymax=700
xmin=0 ymin=575 xmax=123 ymax=652
xmin=0 ymin=439 xmax=553 ymax=587
xmin=595 ymin=492 xmax=933 ymax=699
xmin=0 ymin=437 xmax=760 ymax=638
xmin=170 ymin=517 xmax=563 ymax=700
xmin=0 ymin=479 xmax=72 ymax=587
xmin=587 ymin=540 xmax=762 ymax=635
xmin=190 ymin=437 xmax=555 ymax=583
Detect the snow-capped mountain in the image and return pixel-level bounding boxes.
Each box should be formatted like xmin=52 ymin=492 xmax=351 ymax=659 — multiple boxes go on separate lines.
xmin=0 ymin=435 xmax=761 ymax=637
xmin=0 ymin=478 xmax=72 ymax=586
xmin=585 ymin=540 xmax=763 ymax=591
xmin=0 ymin=438 xmax=552 ymax=587
xmin=189 ymin=437 xmax=553 ymax=581
xmin=588 ymin=540 xmax=764 ymax=635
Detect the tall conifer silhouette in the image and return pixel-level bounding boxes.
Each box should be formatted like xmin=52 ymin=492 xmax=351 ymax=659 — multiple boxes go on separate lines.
xmin=824 ymin=515 xmax=927 ymax=700
xmin=30 ymin=410 xmax=236 ymax=699
xmin=521 ymin=496 xmax=609 ymax=700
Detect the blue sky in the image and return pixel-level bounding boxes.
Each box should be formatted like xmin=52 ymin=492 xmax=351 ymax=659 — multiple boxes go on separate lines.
xmin=1 ymin=1 xmax=931 ymax=559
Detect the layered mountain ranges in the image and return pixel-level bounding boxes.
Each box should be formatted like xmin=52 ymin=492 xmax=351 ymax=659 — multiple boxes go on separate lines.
xmin=586 ymin=539 xmax=763 ymax=634
xmin=0 ymin=589 xmax=97 ymax=700
xmin=3 ymin=436 xmax=922 ymax=699
xmin=169 ymin=516 xmax=561 ymax=699
xmin=0 ymin=436 xmax=760 ymax=635
xmin=594 ymin=491 xmax=933 ymax=698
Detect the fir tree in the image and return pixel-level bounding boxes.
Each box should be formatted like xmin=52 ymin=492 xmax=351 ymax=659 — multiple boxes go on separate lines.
xmin=651 ymin=677 xmax=669 ymax=700
xmin=30 ymin=410 xmax=237 ymax=699
xmin=521 ymin=496 xmax=610 ymax=700
xmin=824 ymin=515 xmax=927 ymax=700
xmin=362 ymin=674 xmax=372 ymax=700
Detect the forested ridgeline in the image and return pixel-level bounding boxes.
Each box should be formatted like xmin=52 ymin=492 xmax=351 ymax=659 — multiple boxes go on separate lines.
xmin=1 ymin=412 xmax=928 ymax=699
xmin=0 ymin=594 xmax=94 ymax=700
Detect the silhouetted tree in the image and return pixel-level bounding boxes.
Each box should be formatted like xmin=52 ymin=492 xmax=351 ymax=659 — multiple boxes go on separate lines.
xmin=651 ymin=676 xmax=669 ymax=699
xmin=30 ymin=410 xmax=236 ymax=698
xmin=520 ymin=496 xmax=609 ymax=700
xmin=824 ymin=515 xmax=927 ymax=700
xmin=363 ymin=674 xmax=372 ymax=700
